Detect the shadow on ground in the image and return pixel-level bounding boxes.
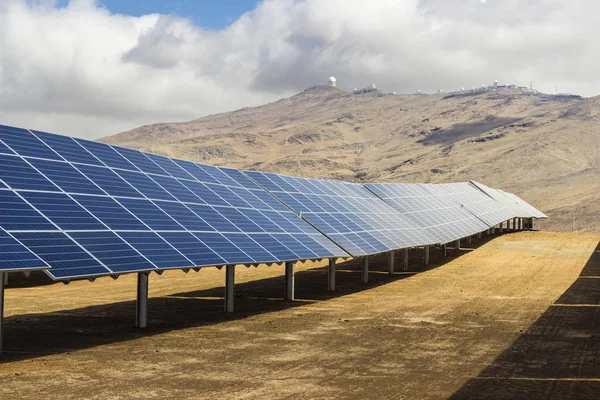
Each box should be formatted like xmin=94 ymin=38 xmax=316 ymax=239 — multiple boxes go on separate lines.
xmin=0 ymin=236 xmax=492 ymax=363
xmin=451 ymin=241 xmax=600 ymax=400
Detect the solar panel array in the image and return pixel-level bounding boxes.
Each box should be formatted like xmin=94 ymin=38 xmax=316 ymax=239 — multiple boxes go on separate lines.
xmin=244 ymin=172 xmax=438 ymax=256
xmin=0 ymin=123 xmax=547 ymax=278
xmin=364 ymin=183 xmax=490 ymax=244
xmin=0 ymin=124 xmax=347 ymax=279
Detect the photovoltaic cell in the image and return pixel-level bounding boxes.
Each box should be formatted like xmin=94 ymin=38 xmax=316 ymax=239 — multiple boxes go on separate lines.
xmin=12 ymin=231 xmax=109 ymax=278
xmin=71 ymin=195 xmax=148 ymax=231
xmin=0 ymin=190 xmax=57 ymax=231
xmin=0 ymin=125 xmax=63 ymax=161
xmin=32 ymin=130 xmax=104 ymax=166
xmin=26 ymin=158 xmax=105 ymax=195
xmin=0 ymin=228 xmax=49 ymax=272
xmin=75 ymin=139 xmax=139 ymax=171
xmin=0 ymin=154 xmax=59 ymax=192
xmin=74 ymin=164 xmax=142 ymax=198
xmin=19 ymin=192 xmax=106 ymax=231
xmin=158 ymin=231 xmax=226 ymax=266
xmin=68 ymin=231 xmax=156 ymax=273
xmin=118 ymin=231 xmax=191 ymax=269
xmin=112 ymin=146 xmax=169 ymax=176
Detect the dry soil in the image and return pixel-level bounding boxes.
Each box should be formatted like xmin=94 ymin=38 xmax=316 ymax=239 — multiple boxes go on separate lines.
xmin=0 ymin=231 xmax=599 ymax=399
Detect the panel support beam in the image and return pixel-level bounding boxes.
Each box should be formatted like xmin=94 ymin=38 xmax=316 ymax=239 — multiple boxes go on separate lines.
xmin=0 ymin=272 xmax=4 ymax=354
xmin=225 ymin=264 xmax=235 ymax=312
xmin=328 ymin=259 xmax=336 ymax=291
xmin=361 ymin=257 xmax=369 ymax=284
xmin=284 ymin=261 xmax=295 ymax=300
xmin=424 ymin=246 xmax=430 ymax=265
xmin=455 ymin=239 xmax=461 ymax=251
xmin=387 ymin=251 xmax=395 ymax=275
xmin=402 ymin=249 xmax=409 ymax=271
xmin=442 ymin=244 xmax=447 ymax=257
xmin=135 ymin=272 xmax=148 ymax=329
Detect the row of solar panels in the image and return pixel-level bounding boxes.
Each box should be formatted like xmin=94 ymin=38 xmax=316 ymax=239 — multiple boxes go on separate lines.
xmin=0 ymin=124 xmax=546 ymax=280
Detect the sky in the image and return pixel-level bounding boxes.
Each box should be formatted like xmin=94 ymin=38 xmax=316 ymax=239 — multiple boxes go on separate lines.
xmin=1 ymin=0 xmax=599 ymax=139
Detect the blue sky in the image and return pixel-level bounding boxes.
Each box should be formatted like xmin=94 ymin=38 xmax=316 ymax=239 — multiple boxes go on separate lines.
xmin=58 ymin=0 xmax=260 ymax=29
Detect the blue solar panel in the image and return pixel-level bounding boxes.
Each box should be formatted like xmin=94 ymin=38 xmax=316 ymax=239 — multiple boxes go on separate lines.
xmin=71 ymin=195 xmax=148 ymax=231
xmin=112 ymin=147 xmax=169 ymax=176
xmin=223 ymin=233 xmax=274 ymax=263
xmin=149 ymin=175 xmax=206 ymax=204
xmin=0 ymin=190 xmax=57 ymax=231
xmin=0 ymin=125 xmax=63 ymax=161
xmin=32 ymin=130 xmax=104 ymax=166
xmin=218 ymin=208 xmax=264 ymax=232
xmin=250 ymin=234 xmax=298 ymax=260
xmin=115 ymin=198 xmax=183 ymax=231
xmin=118 ymin=231 xmax=191 ymax=269
xmin=75 ymin=139 xmax=140 ymax=171
xmin=158 ymin=231 xmax=226 ymax=266
xmin=184 ymin=204 xmax=240 ymax=232
xmin=172 ymin=159 xmax=220 ymax=184
xmin=26 ymin=158 xmax=105 ymax=195
xmin=12 ymin=231 xmax=109 ymax=278
xmin=179 ymin=180 xmax=230 ymax=207
xmin=153 ymin=201 xmax=214 ymax=231
xmin=274 ymin=235 xmax=317 ymax=259
xmin=192 ymin=232 xmax=250 ymax=264
xmin=69 ymin=231 xmax=156 ymax=273
xmin=145 ymin=154 xmax=196 ymax=180
xmin=20 ymin=192 xmax=106 ymax=231
xmin=114 ymin=170 xmax=176 ymax=201
xmin=0 ymin=154 xmax=59 ymax=192
xmin=0 ymin=229 xmax=49 ymax=271
xmin=75 ymin=164 xmax=142 ymax=198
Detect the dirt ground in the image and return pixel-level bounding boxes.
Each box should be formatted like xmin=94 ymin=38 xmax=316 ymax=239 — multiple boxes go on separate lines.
xmin=0 ymin=231 xmax=598 ymax=399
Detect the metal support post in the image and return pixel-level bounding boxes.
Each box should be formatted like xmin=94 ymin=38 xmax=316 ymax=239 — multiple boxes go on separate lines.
xmin=467 ymin=235 xmax=472 ymax=245
xmin=136 ymin=272 xmax=148 ymax=328
xmin=478 ymin=232 xmax=482 ymax=239
xmin=388 ymin=251 xmax=395 ymax=275
xmin=442 ymin=244 xmax=447 ymax=256
xmin=499 ymin=222 xmax=504 ymax=234
xmin=455 ymin=239 xmax=461 ymax=250
xmin=328 ymin=259 xmax=336 ymax=291
xmin=361 ymin=257 xmax=369 ymax=284
xmin=403 ymin=249 xmax=409 ymax=271
xmin=424 ymin=246 xmax=430 ymax=265
xmin=285 ymin=261 xmax=295 ymax=300
xmin=225 ymin=264 xmax=235 ymax=312
xmin=520 ymin=218 xmax=524 ymax=230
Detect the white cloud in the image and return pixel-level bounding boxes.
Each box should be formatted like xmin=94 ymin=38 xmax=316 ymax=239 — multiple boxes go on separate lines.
xmin=0 ymin=0 xmax=599 ymax=139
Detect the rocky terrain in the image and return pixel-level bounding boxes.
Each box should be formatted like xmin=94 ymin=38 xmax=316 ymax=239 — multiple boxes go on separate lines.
xmin=101 ymin=86 xmax=600 ymax=232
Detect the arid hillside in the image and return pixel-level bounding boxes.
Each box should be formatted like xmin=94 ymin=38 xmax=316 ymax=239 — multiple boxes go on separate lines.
xmin=101 ymin=86 xmax=600 ymax=232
